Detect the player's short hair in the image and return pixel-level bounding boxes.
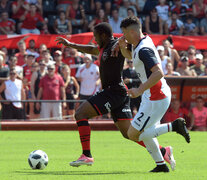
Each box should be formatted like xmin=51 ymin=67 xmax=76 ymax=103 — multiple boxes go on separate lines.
xmin=94 ymin=22 xmax=113 ymax=37
xmin=120 ymin=16 xmax=142 ymax=30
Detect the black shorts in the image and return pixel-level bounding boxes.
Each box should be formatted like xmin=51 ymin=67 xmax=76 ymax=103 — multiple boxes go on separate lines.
xmin=87 ymin=88 xmax=133 ymax=122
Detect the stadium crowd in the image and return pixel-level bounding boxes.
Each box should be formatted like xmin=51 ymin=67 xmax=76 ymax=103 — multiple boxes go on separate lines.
xmin=0 ymin=0 xmax=206 ymax=131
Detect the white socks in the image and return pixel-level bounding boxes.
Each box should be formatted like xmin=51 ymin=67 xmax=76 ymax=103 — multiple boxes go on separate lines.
xmin=139 ymin=123 xmax=172 ymax=141
xmin=143 ymin=137 xmax=165 ymax=165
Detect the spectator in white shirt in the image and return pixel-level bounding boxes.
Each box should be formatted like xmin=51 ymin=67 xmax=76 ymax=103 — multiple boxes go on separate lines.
xmin=76 ymin=53 xmax=99 ymax=100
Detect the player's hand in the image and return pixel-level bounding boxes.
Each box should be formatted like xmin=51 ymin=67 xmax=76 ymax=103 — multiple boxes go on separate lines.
xmin=118 ymin=36 xmax=127 ymax=49
xmin=128 ymin=88 xmax=142 ymax=98
xmin=56 ymin=36 xmax=72 ymax=47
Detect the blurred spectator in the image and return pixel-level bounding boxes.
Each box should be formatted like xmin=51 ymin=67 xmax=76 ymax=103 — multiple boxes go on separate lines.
xmin=41 ymin=50 xmax=54 ymax=66
xmin=155 ymin=0 xmax=169 ymax=23
xmin=145 ymin=7 xmax=163 ymax=34
xmin=200 ymin=65 xmax=207 ymax=76
xmin=0 ymin=0 xmax=11 ymax=16
xmin=92 ymin=0 xmax=112 ymax=16
xmin=189 ymin=96 xmax=207 ymax=131
xmin=192 ymin=0 xmax=207 ymax=26
xmin=36 ymin=64 xmax=66 ymax=120
xmin=190 ymin=53 xmax=205 ymax=76
xmin=15 ymin=40 xmax=27 ymax=66
xmin=123 ymin=59 xmax=141 ymax=116
xmin=157 ymin=45 xmax=171 ymax=74
xmin=1 ymin=46 xmax=9 ymax=64
xmin=26 ymin=39 xmax=39 ymax=58
xmin=36 ymin=43 xmax=47 ymax=62
xmin=130 ymin=0 xmax=145 ymax=13
xmin=26 ymin=0 xmax=42 ymax=14
xmin=163 ymin=39 xmax=180 ymax=70
xmin=54 ymin=10 xmax=72 ymax=35
xmin=88 ymin=9 xmax=108 ymax=32
xmin=202 ymin=49 xmax=207 ymax=66
xmin=183 ymin=15 xmax=198 ymax=35
xmin=0 ymin=54 xmax=9 ymax=82
xmin=62 ymin=47 xmax=83 ymax=77
xmin=182 ymin=0 xmax=193 ymax=7
xmin=61 ymin=64 xmax=79 ymax=119
xmin=11 ymin=0 xmax=30 ymax=33
xmin=8 ymin=56 xmax=23 ymax=79
xmin=0 ymin=68 xmax=26 ymax=119
xmin=176 ymin=56 xmax=197 ymax=76
xmin=65 ymin=0 xmax=88 ymax=34
xmin=187 ymin=45 xmax=196 ymax=66
xmin=20 ymin=3 xmax=45 ymax=34
xmin=127 ymin=7 xmax=136 ymax=17
xmin=0 ymin=11 xmax=16 ymax=35
xmin=163 ymin=99 xmax=189 ymax=123
xmin=164 ymin=11 xmax=184 ymax=35
xmin=200 ymin=10 xmax=207 ymax=35
xmin=170 ymin=0 xmax=190 ymax=21
xmin=76 ymin=54 xmax=99 ymax=100
xmin=109 ymin=8 xmax=123 ymax=33
xmin=30 ymin=60 xmax=46 ymax=114
xmin=53 ymin=50 xmax=65 ymax=74
xmin=165 ymin=62 xmax=181 ymax=76
xmin=57 ymin=0 xmax=72 ymax=12
xmin=23 ymin=53 xmax=36 ymax=101
xmin=119 ymin=0 xmax=137 ymax=18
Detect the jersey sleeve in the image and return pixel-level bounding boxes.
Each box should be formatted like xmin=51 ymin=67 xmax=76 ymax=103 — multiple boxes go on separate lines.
xmin=138 ymin=47 xmax=159 ymax=70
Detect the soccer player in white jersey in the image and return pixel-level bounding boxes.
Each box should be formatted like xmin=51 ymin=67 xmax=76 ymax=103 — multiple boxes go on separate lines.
xmin=118 ymin=16 xmax=190 ymax=173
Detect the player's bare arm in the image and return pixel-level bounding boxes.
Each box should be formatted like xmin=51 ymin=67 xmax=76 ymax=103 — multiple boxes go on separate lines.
xmin=118 ymin=36 xmax=132 ymax=59
xmin=56 ymin=37 xmax=99 ymax=56
xmin=111 ymin=36 xmax=132 ymax=59
xmin=128 ymin=64 xmax=164 ymax=98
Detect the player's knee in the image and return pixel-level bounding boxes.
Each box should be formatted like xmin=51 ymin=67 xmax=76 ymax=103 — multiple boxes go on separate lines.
xmin=127 ymin=129 xmax=140 ymax=142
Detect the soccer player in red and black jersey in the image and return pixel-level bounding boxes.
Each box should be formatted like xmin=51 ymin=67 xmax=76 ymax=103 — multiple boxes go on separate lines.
xmin=56 ymin=22 xmax=175 ymax=169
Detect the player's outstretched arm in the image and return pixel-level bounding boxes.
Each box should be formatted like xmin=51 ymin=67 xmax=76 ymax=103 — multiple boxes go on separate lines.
xmin=56 ymin=37 xmax=99 ymax=56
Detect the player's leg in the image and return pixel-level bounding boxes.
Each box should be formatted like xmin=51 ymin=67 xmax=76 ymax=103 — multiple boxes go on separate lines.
xmin=127 ymin=97 xmax=173 ymax=172
xmin=70 ymin=90 xmax=114 ymax=167
xmin=69 ymin=100 xmax=98 ymax=167
xmin=113 ymin=98 xmax=175 ymax=170
xmin=128 ymin=97 xmax=190 ymax=143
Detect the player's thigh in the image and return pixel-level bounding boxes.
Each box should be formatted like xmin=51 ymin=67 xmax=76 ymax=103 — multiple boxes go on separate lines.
xmin=115 ymin=120 xmax=131 ymax=139
xmin=75 ymin=100 xmax=98 ymax=120
xmin=87 ymin=89 xmax=126 ymax=117
xmin=131 ymin=97 xmax=171 ymax=132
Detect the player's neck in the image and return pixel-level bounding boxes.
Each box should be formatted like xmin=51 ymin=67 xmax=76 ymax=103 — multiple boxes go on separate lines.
xmin=133 ymin=33 xmax=145 ymax=47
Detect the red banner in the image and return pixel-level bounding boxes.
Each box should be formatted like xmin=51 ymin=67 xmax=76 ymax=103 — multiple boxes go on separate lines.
xmin=0 ymin=33 xmax=207 ymax=50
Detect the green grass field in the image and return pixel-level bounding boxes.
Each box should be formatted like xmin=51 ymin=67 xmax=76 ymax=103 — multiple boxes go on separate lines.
xmin=0 ymin=131 xmax=207 ymax=180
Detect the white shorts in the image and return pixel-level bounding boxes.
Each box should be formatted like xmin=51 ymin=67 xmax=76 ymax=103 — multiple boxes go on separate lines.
xmin=131 ymin=95 xmax=171 ymax=131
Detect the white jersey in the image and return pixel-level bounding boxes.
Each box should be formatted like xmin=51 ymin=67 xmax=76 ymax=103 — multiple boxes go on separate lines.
xmin=5 ymin=79 xmax=22 ymax=108
xmin=132 ymin=35 xmax=171 ymax=101
xmin=76 ymin=63 xmax=99 ymax=96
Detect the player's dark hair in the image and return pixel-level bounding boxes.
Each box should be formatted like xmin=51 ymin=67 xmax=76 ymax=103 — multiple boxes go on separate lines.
xmin=120 ymin=16 xmax=141 ymax=29
xmin=94 ymin=22 xmax=113 ymax=37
